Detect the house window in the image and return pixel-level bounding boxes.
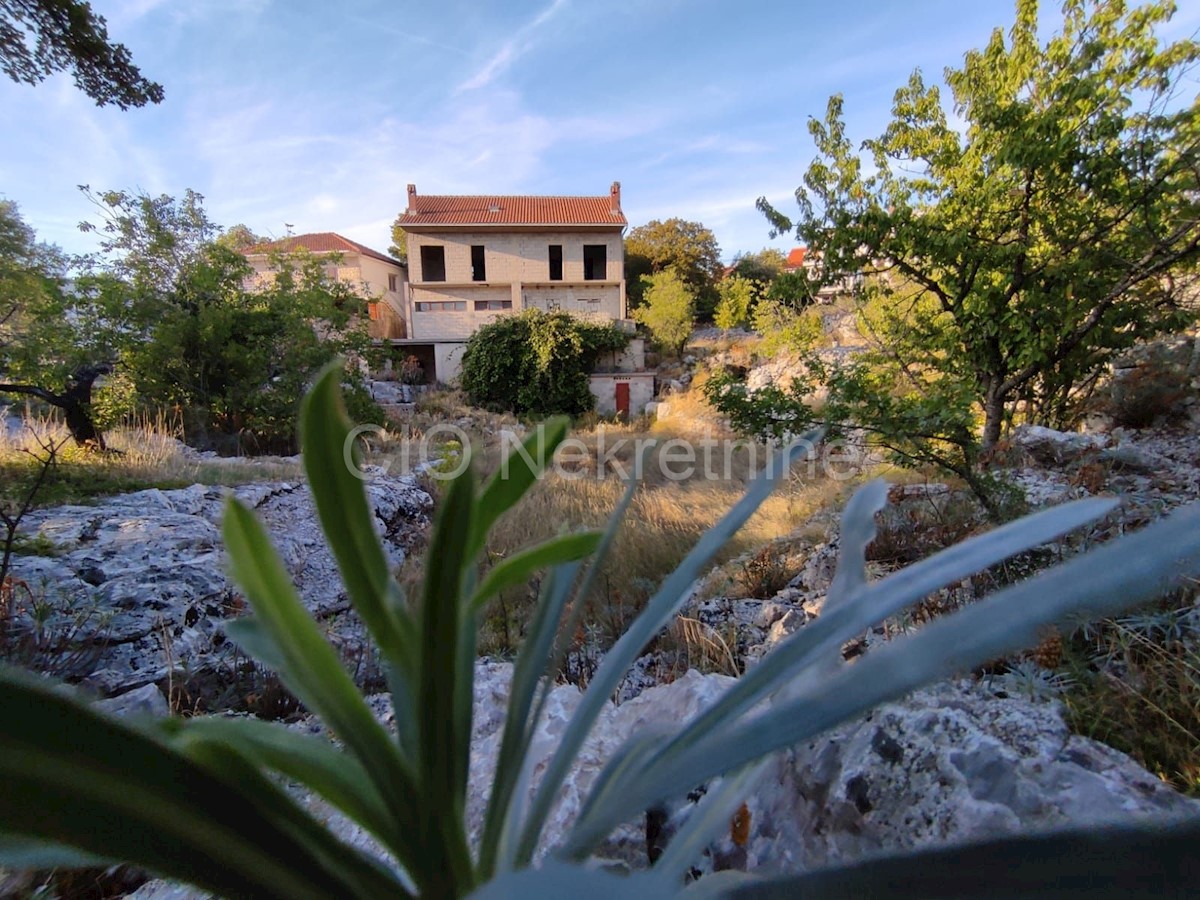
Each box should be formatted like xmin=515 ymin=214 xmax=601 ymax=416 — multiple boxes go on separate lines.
xmin=415 ymin=301 xmax=466 ymax=312
xmin=420 ymin=246 xmax=445 ymax=282
xmin=583 ymin=245 xmax=606 ymax=281
xmin=387 ymin=274 xmax=399 ymax=291
xmin=548 ymin=244 xmax=563 ymax=280
xmin=471 ymin=245 xmax=486 ymax=282
xmin=474 ymin=300 xmax=513 ymax=311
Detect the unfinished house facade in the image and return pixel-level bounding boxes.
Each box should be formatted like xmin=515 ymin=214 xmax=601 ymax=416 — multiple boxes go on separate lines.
xmin=393 ymin=184 xmax=653 ymax=413
xmin=241 ymin=232 xmax=408 ymax=340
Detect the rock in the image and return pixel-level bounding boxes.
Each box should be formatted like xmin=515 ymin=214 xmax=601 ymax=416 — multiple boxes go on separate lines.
xmin=9 ymin=474 xmax=432 ymax=698
xmin=1011 ymin=425 xmax=1108 ymax=465
xmin=94 ymin=683 xmax=171 ymax=718
xmin=765 ymin=610 xmax=806 ymax=648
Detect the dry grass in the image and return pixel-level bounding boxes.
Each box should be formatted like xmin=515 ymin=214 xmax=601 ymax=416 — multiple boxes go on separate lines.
xmin=0 ymin=414 xmax=301 ymax=507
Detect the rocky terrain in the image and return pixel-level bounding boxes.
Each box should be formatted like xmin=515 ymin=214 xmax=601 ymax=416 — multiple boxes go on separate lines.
xmin=5 ymin=473 xmax=432 ymax=708
xmin=8 ymin=334 xmax=1200 ymax=895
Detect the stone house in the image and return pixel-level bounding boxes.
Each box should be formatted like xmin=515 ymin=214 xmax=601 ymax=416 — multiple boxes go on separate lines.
xmin=241 ymin=232 xmax=409 ymax=340
xmin=391 ymin=183 xmax=654 ymax=414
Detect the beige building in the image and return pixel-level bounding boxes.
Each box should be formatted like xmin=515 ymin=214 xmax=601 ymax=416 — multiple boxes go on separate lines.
xmin=241 ymin=232 xmax=408 ymax=340
xmin=394 ymin=184 xmax=650 ymax=406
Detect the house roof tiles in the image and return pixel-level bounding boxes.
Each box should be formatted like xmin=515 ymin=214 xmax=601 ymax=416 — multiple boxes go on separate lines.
xmin=245 ymin=232 xmax=401 ymax=267
xmin=402 ymin=194 xmax=626 ymax=228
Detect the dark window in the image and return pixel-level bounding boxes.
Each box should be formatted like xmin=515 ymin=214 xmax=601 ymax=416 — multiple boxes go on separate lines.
xmin=548 ymin=244 xmax=563 ymax=280
xmin=474 ymin=299 xmax=513 ymax=311
xmin=471 ymin=245 xmax=486 ymax=281
xmin=420 ymin=245 xmax=445 ymax=282
xmin=415 ymin=301 xmax=467 ymax=312
xmin=583 ymin=244 xmax=606 ymax=281
xmin=387 ymin=273 xmax=398 ymax=291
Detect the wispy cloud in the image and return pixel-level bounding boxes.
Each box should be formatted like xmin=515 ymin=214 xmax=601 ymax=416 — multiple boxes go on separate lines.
xmin=456 ymin=0 xmax=569 ymax=93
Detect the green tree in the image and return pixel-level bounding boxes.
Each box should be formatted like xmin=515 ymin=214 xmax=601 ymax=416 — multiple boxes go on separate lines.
xmin=741 ymin=0 xmax=1200 ymax=507
xmin=624 ymin=218 xmax=721 ymax=316
xmin=714 ymin=274 xmax=754 ymax=330
xmin=730 ymin=247 xmax=786 ymax=285
xmin=634 ymin=268 xmax=695 ymax=358
xmin=460 ymin=309 xmax=628 ymax=416
xmin=74 ymin=188 xmax=380 ymax=452
xmin=388 ymin=216 xmax=408 ymax=264
xmin=214 ymin=224 xmax=268 ymax=253
xmin=0 ymin=200 xmax=124 ymax=448
xmin=0 ymin=0 xmax=163 ymax=108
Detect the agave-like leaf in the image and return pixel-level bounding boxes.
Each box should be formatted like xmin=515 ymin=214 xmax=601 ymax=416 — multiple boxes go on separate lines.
xmin=469 ymin=417 xmax=570 ymax=559
xmin=516 ymin=434 xmax=820 ymax=865
xmin=165 ymin=716 xmax=405 ymax=857
xmin=726 ymin=819 xmax=1200 ymax=898
xmin=470 ymin=531 xmax=602 ymax=612
xmin=417 ymin=465 xmax=478 ymax=895
xmin=0 ymin=671 xmax=407 ymax=899
xmin=564 ymin=501 xmax=1200 ymax=855
xmin=300 ymin=365 xmax=416 ymax=677
xmin=222 ymin=498 xmax=429 ymax=885
xmin=647 ymin=493 xmax=1119 ymax=783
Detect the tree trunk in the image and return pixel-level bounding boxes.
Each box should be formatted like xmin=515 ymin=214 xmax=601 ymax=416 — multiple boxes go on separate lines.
xmin=981 ymin=386 xmax=1005 ymax=453
xmin=0 ymin=363 xmax=113 ymax=450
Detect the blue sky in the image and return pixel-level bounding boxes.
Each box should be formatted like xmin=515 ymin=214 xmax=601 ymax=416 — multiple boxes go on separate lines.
xmin=3 ymin=0 xmax=1198 ymax=262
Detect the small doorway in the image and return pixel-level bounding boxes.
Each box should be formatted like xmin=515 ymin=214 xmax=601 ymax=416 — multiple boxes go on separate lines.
xmin=615 ymin=381 xmax=630 ymax=418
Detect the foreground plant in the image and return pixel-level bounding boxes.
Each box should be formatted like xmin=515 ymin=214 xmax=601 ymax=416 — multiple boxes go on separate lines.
xmin=1 ymin=366 xmax=1199 ymax=897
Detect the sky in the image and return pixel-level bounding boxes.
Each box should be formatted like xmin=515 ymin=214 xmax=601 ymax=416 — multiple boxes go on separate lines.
xmin=3 ymin=0 xmax=1199 ymax=264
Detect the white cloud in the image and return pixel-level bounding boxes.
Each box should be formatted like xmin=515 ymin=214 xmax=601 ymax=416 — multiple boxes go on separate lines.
xmin=455 ymin=0 xmax=569 ymax=93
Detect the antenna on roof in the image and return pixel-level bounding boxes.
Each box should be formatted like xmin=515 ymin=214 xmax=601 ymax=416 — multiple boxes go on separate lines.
xmin=284 ymin=223 xmax=294 ymax=236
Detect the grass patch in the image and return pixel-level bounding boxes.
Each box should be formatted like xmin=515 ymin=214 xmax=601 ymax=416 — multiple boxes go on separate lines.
xmin=0 ymin=416 xmax=301 ymax=508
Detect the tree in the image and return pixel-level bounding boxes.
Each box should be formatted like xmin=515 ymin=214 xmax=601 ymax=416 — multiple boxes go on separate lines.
xmin=624 ymin=218 xmax=721 ymax=316
xmin=714 ymin=274 xmax=754 ymax=330
xmin=0 ymin=0 xmax=163 ymax=108
xmin=214 ymin=224 xmax=267 ymax=253
xmin=388 ymin=216 xmax=408 ymax=264
xmin=730 ymin=247 xmax=786 ymax=285
xmin=0 ymin=201 xmax=120 ymax=448
xmin=742 ymin=0 xmax=1200 ymax=508
xmin=634 ymin=268 xmax=695 ymax=358
xmin=460 ymin=309 xmax=628 ymax=416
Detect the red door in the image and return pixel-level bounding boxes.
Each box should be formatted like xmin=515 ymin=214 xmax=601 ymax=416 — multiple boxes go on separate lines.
xmin=615 ymin=382 xmax=630 ymax=418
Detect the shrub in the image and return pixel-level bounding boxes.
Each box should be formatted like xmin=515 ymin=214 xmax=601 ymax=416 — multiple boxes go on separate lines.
xmin=1 ymin=366 xmax=1199 ymax=896
xmin=460 ymin=308 xmax=628 ymax=416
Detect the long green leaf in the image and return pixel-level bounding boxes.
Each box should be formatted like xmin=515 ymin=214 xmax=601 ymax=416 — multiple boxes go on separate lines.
xmin=516 ymin=433 xmax=819 ymax=865
xmin=469 ymin=417 xmax=569 ymax=559
xmin=417 ymin=465 xmax=477 ymax=896
xmin=728 ymin=820 xmax=1200 ymax=898
xmin=471 ymin=532 xmax=602 ymax=612
xmin=564 ymin=501 xmax=1200 ymax=856
xmin=0 ymin=836 xmax=113 ymax=870
xmin=300 ymin=365 xmax=416 ymax=688
xmin=222 ymin=498 xmax=428 ymax=883
xmin=0 ymin=671 xmax=405 ymax=899
xmin=167 ymin=716 xmax=406 ymax=858
xmin=651 ymin=493 xmax=1118 ymax=779
xmin=477 ymin=563 xmax=580 ymax=876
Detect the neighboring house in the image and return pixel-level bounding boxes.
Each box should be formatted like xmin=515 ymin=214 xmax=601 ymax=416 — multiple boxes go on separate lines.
xmin=782 ymin=247 xmax=807 ymax=273
xmin=393 ymin=183 xmax=654 ymax=414
xmin=241 ymin=232 xmax=409 ymax=340
xmin=783 ymin=245 xmax=861 ymax=299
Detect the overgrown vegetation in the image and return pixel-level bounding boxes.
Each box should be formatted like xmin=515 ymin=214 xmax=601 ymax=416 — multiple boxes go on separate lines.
xmin=1 ymin=189 xmax=384 ymax=455
xmin=2 ymin=368 xmax=1198 ymax=897
xmin=459 ymin=308 xmax=628 ymax=416
xmin=716 ymin=0 xmax=1199 ymax=511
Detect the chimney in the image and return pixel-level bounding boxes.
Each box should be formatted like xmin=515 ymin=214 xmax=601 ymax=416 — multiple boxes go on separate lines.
xmin=610 ymin=181 xmax=621 ymax=213
xmin=406 ymin=183 xmax=417 ymax=213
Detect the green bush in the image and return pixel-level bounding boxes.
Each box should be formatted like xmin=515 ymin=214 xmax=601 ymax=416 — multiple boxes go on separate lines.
xmin=0 ymin=366 xmax=1198 ymax=897
xmin=460 ymin=309 xmax=628 ymax=416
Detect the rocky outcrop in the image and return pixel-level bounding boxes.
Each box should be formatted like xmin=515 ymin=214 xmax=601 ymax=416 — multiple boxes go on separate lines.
xmin=7 ymin=475 xmax=431 ymax=702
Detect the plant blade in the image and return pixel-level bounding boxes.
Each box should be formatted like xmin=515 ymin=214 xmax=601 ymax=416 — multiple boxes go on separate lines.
xmin=470 ymin=531 xmax=602 ymax=613
xmin=0 ymin=671 xmax=406 ymax=900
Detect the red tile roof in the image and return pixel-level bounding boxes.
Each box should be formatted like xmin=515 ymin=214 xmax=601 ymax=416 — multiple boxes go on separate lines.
xmin=785 ymin=247 xmax=807 ymax=268
xmin=244 ymin=232 xmax=401 ymax=267
xmin=402 ymin=194 xmax=626 ymax=228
